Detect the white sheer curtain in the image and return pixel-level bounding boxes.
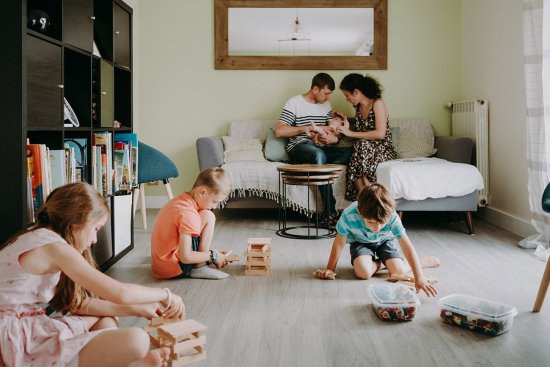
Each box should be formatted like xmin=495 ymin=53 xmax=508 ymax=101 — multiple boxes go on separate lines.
xmin=520 ymin=0 xmax=550 ymax=260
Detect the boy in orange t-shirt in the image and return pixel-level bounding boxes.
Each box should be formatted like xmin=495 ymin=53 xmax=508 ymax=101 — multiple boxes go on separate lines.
xmin=151 ymin=167 xmax=232 ymax=279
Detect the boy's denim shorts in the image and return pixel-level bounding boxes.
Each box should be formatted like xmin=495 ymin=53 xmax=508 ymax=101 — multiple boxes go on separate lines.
xmin=171 ymin=236 xmax=200 ymax=279
xmin=349 ymin=238 xmax=402 ymax=265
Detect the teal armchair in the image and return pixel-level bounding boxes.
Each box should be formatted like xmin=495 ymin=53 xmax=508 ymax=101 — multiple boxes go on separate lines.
xmin=133 ymin=142 xmax=179 ymax=229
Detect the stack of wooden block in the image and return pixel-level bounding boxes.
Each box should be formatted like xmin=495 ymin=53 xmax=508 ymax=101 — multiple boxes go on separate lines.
xmin=145 ymin=318 xmax=206 ymax=366
xmin=244 ymin=237 xmax=272 ymax=275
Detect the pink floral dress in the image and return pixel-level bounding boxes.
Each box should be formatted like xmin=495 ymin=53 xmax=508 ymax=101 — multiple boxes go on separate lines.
xmin=0 ymin=229 xmax=105 ymax=367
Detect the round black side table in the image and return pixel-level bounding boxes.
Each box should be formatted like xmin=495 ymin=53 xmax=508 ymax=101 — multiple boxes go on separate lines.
xmin=276 ymin=164 xmax=343 ymax=239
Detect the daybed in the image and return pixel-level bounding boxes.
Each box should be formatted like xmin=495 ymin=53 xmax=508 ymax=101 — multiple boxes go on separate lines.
xmin=196 ymin=119 xmax=484 ymax=234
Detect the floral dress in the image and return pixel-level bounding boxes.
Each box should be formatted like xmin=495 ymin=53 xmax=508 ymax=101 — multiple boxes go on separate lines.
xmin=0 ymin=229 xmax=105 ymax=367
xmin=345 ymin=105 xmax=397 ymax=201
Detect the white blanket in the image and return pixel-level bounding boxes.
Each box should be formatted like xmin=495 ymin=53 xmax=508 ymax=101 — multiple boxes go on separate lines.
xmin=221 ymin=161 xmax=350 ymax=214
xmin=376 ymin=158 xmax=484 ymax=200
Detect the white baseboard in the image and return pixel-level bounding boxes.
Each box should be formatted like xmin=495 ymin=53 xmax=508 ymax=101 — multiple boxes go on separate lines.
xmin=476 ymin=207 xmax=534 ymax=238
xmin=143 ymin=195 xmax=535 ymax=239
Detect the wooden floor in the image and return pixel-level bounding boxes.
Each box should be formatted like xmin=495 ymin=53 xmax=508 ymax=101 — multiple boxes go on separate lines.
xmin=108 ymin=209 xmax=550 ymax=367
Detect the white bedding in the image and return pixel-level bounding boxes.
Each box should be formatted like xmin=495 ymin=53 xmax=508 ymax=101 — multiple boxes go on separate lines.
xmin=376 ymin=158 xmax=484 ymax=201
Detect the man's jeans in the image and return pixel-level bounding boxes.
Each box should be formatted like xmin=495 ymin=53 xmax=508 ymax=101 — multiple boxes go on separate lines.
xmin=288 ymin=143 xmax=352 ymax=215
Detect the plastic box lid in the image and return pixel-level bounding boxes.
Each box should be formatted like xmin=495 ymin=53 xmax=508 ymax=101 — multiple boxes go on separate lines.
xmin=438 ymin=294 xmax=518 ymax=321
xmin=368 ymin=283 xmax=420 ymax=308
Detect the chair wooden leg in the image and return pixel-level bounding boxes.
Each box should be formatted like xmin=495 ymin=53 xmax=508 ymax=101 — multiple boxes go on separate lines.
xmin=140 ymin=185 xmax=147 ymax=230
xmin=132 ymin=184 xmax=141 ymax=217
xmin=163 ymin=179 xmax=174 ymax=199
xmin=465 ymin=211 xmax=475 ymax=235
xmin=534 ymin=257 xmax=550 ymax=312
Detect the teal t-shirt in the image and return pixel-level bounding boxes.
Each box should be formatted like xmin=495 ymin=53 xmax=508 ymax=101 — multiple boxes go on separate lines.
xmin=336 ymin=202 xmax=405 ymax=243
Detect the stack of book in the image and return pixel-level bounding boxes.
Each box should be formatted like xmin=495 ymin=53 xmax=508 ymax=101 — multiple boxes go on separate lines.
xmin=26 ymin=132 xmax=139 ymax=223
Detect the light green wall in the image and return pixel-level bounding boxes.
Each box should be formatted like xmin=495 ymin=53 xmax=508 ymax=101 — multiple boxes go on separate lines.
xmin=461 ymin=0 xmax=530 ymax=228
xmin=138 ymin=0 xmax=461 ymax=195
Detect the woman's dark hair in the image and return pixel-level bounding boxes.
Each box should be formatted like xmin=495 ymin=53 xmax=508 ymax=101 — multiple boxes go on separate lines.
xmin=340 ymin=73 xmax=383 ymax=100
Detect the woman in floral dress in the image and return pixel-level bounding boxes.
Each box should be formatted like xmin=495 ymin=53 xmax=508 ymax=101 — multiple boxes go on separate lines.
xmin=335 ymin=74 xmax=397 ymax=201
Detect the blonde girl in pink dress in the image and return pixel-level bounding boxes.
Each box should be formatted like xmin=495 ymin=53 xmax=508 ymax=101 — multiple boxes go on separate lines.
xmin=0 ymin=182 xmax=185 ymax=367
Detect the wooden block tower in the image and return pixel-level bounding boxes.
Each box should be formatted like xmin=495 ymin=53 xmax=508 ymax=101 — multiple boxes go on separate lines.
xmin=145 ymin=318 xmax=206 ymax=366
xmin=245 ymin=237 xmax=272 ymax=275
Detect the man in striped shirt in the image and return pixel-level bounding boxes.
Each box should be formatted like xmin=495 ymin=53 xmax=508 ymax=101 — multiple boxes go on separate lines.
xmin=275 ymin=73 xmax=352 ymax=223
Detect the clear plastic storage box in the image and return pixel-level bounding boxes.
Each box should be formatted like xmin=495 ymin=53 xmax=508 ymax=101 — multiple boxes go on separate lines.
xmin=368 ymin=283 xmax=420 ymax=321
xmin=438 ymin=294 xmax=518 ymax=336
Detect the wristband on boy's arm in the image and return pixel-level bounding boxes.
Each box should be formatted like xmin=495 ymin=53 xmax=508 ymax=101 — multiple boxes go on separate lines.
xmin=207 ymin=249 xmax=217 ymax=265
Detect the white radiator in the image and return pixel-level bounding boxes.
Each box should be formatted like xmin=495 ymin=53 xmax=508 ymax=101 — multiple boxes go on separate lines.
xmin=451 ymin=99 xmax=489 ymax=206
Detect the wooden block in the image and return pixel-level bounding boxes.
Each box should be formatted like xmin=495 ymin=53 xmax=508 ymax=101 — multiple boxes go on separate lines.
xmin=150 ymin=316 xmax=181 ymax=326
xmin=158 ymin=319 xmax=207 ymax=342
xmin=247 ymin=237 xmax=272 ymax=245
xmin=246 ymin=252 xmax=271 ymax=260
xmin=247 ymin=243 xmax=271 ymax=253
xmin=226 ymin=254 xmax=239 ymax=263
xmin=246 ymin=248 xmax=271 ymax=257
xmin=149 ymin=334 xmax=161 ymax=348
xmin=145 ymin=317 xmax=183 ymax=348
xmin=173 ymin=335 xmax=206 ymax=355
xmin=171 ymin=351 xmax=206 ymax=367
xmin=245 ymin=258 xmax=271 ymax=266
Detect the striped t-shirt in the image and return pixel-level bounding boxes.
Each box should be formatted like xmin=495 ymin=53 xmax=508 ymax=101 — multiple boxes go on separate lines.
xmin=336 ymin=202 xmax=406 ymax=244
xmin=279 ymin=95 xmax=332 ymax=151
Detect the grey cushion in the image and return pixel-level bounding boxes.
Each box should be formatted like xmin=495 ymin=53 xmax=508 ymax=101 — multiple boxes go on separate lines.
xmin=264 ymin=128 xmax=289 ymax=162
xmin=390 ymin=126 xmax=400 ymax=149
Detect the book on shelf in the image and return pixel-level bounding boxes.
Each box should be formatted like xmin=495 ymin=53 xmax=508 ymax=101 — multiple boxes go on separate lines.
xmin=65 ymin=147 xmax=76 ymax=183
xmin=113 ymin=149 xmax=131 ymax=192
xmin=64 ymin=138 xmax=88 ymax=182
xmin=26 ymin=176 xmax=34 ymax=223
xmin=26 ymin=144 xmax=45 ymax=216
xmin=93 ymin=132 xmax=113 ymax=196
xmin=49 ymin=149 xmax=66 ymax=190
xmin=114 ymin=133 xmax=138 ymax=188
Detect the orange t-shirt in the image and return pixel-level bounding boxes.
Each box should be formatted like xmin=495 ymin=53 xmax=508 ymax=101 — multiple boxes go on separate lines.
xmin=151 ymin=192 xmax=201 ymax=278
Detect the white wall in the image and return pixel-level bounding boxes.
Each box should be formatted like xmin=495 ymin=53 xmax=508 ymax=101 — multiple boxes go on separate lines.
xmin=137 ymin=0 xmax=461 ymax=199
xmin=461 ymin=0 xmax=532 ymax=236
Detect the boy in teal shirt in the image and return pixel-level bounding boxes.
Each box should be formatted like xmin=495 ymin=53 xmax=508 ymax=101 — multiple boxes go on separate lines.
xmin=314 ymin=183 xmax=438 ymax=297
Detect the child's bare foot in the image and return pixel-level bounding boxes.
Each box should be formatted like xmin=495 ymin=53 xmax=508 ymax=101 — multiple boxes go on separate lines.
xmin=401 ymin=256 xmax=440 ymax=273
xmin=128 ymin=348 xmax=170 ymax=367
xmin=420 ymin=256 xmax=440 ymax=268
xmin=382 ymin=256 xmax=440 ymax=277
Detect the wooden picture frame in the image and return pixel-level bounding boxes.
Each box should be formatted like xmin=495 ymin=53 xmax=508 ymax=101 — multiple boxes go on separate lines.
xmin=214 ymin=0 xmax=387 ymax=70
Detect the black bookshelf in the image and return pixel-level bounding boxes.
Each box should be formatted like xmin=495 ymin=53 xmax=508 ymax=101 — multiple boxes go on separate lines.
xmin=1 ymin=0 xmax=134 ymax=271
